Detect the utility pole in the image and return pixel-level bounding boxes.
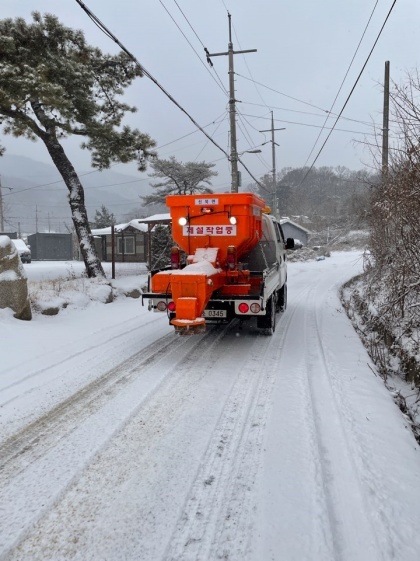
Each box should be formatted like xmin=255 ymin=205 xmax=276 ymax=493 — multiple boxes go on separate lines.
xmin=35 ymin=205 xmax=39 ymax=233
xmin=0 ymin=175 xmax=4 ymax=232
xmin=260 ymin=112 xmax=285 ymax=217
xmin=207 ymin=13 xmax=256 ymax=193
xmin=382 ymin=60 xmax=390 ymax=178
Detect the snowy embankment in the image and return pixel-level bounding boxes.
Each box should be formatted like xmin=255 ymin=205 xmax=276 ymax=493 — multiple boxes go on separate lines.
xmin=0 ymin=252 xmax=419 ymax=561
xmin=341 ymin=271 xmax=420 ymax=442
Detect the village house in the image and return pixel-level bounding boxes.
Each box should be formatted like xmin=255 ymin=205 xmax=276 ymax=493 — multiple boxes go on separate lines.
xmin=279 ymin=218 xmax=311 ymax=246
xmin=91 ymin=214 xmax=170 ymax=263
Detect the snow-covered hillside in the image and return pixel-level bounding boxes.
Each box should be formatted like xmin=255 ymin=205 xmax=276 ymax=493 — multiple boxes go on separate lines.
xmin=1 ymin=252 xmax=419 ymax=561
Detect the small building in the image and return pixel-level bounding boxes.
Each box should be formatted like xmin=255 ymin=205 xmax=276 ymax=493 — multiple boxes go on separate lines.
xmin=0 ymin=231 xmax=17 ymax=239
xmin=91 ymin=215 xmax=171 ymax=263
xmin=27 ymin=232 xmax=73 ymax=260
xmin=92 ymin=214 xmax=167 ymax=263
xmin=280 ymin=219 xmax=311 ymax=246
xmin=92 ymin=220 xmax=148 ymax=263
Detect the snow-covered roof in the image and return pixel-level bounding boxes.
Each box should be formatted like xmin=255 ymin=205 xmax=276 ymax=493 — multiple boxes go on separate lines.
xmin=137 ymin=213 xmax=171 ymax=223
xmin=91 ymin=219 xmax=148 ymax=236
xmin=92 ymin=214 xmax=171 ymax=236
xmin=12 ymin=239 xmax=30 ymax=252
xmin=279 ymin=218 xmax=312 ymax=234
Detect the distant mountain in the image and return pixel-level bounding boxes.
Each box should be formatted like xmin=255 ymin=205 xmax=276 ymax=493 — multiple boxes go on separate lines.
xmin=0 ymin=154 xmax=155 ymax=235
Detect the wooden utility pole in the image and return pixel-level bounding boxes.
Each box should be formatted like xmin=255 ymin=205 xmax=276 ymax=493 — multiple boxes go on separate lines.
xmin=111 ymin=224 xmax=115 ymax=280
xmin=382 ymin=61 xmax=390 ymax=178
xmin=0 ymin=176 xmax=4 ymax=232
xmin=260 ymin=113 xmax=285 ymax=217
xmin=207 ymin=14 xmax=256 ymax=193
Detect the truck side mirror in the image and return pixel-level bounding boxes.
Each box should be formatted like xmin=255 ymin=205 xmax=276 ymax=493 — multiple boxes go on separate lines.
xmin=285 ymin=238 xmax=295 ymax=250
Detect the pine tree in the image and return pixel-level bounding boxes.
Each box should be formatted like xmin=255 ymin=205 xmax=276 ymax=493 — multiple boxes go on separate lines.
xmin=0 ymin=13 xmax=156 ymax=277
xmin=150 ymin=225 xmax=172 ymax=270
xmin=143 ymin=156 xmax=217 ymax=206
xmin=92 ymin=205 xmax=116 ymax=229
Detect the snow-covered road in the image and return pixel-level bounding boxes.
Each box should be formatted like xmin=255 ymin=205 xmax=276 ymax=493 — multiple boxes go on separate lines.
xmin=1 ymin=252 xmax=419 ymax=560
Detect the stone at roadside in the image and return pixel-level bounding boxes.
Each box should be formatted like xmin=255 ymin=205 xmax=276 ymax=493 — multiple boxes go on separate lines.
xmin=0 ymin=236 xmax=32 ymax=320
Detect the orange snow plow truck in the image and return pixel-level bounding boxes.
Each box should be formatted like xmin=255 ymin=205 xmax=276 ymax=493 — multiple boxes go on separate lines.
xmin=142 ymin=192 xmax=294 ymax=334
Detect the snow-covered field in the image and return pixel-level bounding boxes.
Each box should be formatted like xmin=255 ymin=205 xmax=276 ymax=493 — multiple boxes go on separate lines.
xmin=1 ymin=252 xmax=419 ymax=561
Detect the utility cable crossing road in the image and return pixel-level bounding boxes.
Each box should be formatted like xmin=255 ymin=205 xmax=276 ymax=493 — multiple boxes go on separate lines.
xmin=0 ymin=253 xmax=419 ymax=561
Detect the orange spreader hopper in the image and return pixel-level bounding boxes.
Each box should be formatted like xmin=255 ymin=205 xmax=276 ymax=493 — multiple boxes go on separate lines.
xmin=151 ymin=192 xmax=266 ymax=333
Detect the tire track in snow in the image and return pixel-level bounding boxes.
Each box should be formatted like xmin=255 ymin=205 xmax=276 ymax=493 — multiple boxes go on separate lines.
xmin=254 ymin=275 xmax=373 ymax=561
xmin=161 ymin=302 xmax=303 ymax=561
xmin=209 ymin=314 xmax=299 ymax=561
xmin=0 ymin=314 xmax=172 ymax=441
xmin=301 ymin=280 xmax=385 ymax=561
xmin=1 ymin=321 xmax=240 ymax=561
xmin=311 ymin=286 xmax=400 ymax=559
xmin=0 ymin=313 xmax=165 ymax=397
xmin=0 ymin=332 xmax=179 ymax=481
xmin=4 ymin=271 xmax=384 ymax=561
xmin=0 ymin=325 xmax=229 ymax=560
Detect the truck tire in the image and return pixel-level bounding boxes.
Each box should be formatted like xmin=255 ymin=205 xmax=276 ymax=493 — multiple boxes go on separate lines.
xmin=278 ymin=283 xmax=287 ymax=311
xmin=257 ymin=295 xmax=276 ymax=335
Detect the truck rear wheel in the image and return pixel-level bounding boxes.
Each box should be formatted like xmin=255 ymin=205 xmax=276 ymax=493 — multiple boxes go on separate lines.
xmin=257 ymin=295 xmax=276 ymax=335
xmin=278 ymin=283 xmax=287 ymax=312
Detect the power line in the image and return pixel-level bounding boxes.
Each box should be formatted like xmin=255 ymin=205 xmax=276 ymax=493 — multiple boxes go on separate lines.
xmin=220 ymin=0 xmax=229 ymax=12
xmin=74 ymin=0 xmax=266 ymax=192
xmin=242 ymin=101 xmax=334 ymax=120
xmin=235 ymin=72 xmax=333 ymax=113
xmin=237 ymin=79 xmax=380 ymax=128
xmin=243 ymin=101 xmax=379 ymax=128
xmin=353 ymin=138 xmax=408 ymax=154
xmin=74 ymin=2 xmax=230 ymax=159
xmin=170 ymin=0 xmax=228 ymax=94
xmin=172 ymin=0 xmax=203 ymax=45
xmin=299 ymin=0 xmax=398 ymax=185
xmin=237 ymin=108 xmax=269 ymax=134
xmin=230 ymin=17 xmax=270 ymax=111
xmin=239 ymin=114 xmax=377 ymax=136
xmin=2 ymin=114 xmax=230 ymax=197
xmin=236 ymin=111 xmax=271 ymax=170
xmin=157 ymin=112 xmax=227 ymax=150
xmin=158 ymin=0 xmax=227 ymax=95
xmin=193 ymin=115 xmax=226 ymax=161
xmin=2 ymin=176 xmax=150 ymax=197
xmin=302 ymin=0 xmax=379 ymax=167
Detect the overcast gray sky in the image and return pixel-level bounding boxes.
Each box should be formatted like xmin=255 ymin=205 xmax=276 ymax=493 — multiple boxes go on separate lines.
xmin=1 ymin=0 xmax=419 ymax=192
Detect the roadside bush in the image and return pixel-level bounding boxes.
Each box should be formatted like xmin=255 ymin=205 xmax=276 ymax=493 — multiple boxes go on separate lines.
xmin=362 ymin=70 xmax=420 ymax=382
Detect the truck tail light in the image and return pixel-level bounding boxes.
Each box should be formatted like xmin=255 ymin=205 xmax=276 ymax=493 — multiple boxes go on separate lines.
xmin=238 ymin=302 xmax=249 ymax=313
xmin=156 ymin=301 xmax=167 ymax=311
xmin=171 ymin=247 xmax=181 ymax=269
xmin=250 ymin=303 xmax=261 ymax=313
xmin=167 ymin=301 xmax=176 ymax=312
xmin=227 ymin=245 xmax=237 ymax=270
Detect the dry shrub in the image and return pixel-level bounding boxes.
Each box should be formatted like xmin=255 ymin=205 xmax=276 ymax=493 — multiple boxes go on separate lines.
xmin=365 ymin=71 xmax=420 ymax=371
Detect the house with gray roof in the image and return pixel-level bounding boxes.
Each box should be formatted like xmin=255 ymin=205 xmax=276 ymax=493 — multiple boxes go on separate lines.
xmin=280 ymin=219 xmax=311 ymax=246
xmin=91 ymin=214 xmax=171 ymax=263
